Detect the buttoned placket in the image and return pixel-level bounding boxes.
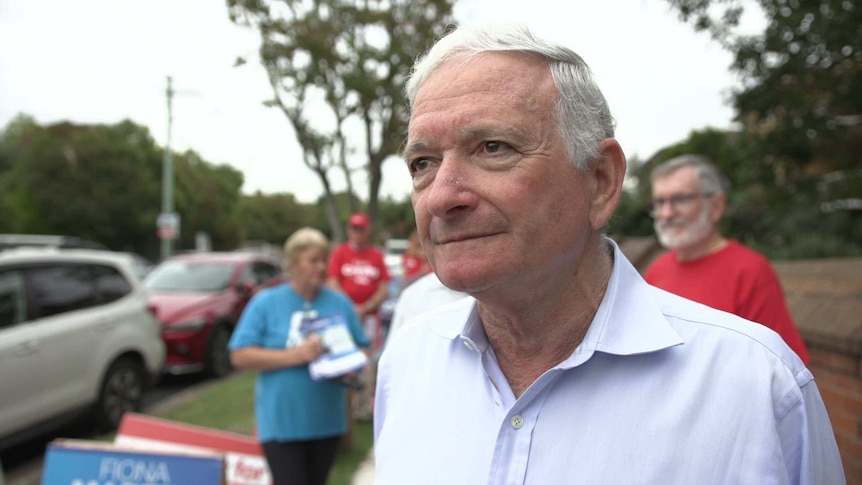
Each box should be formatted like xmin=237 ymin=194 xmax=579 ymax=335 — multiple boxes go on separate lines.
xmin=468 ymin=338 xmax=566 ymax=485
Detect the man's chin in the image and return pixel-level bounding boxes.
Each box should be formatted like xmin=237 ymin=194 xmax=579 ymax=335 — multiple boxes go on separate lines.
xmin=656 ymin=230 xmax=688 ymax=250
xmin=435 ymin=264 xmax=484 ymax=293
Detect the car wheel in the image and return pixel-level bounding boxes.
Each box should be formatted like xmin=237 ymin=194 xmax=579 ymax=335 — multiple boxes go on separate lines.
xmin=205 ymin=324 xmax=233 ymax=379
xmin=95 ymin=358 xmax=145 ymax=432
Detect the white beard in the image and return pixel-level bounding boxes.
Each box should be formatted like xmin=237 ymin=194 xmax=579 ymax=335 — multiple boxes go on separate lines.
xmin=654 ymin=202 xmax=714 ymax=250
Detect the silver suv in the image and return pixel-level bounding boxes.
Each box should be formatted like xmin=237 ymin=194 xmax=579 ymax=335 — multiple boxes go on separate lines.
xmin=0 ymin=248 xmax=165 ymax=449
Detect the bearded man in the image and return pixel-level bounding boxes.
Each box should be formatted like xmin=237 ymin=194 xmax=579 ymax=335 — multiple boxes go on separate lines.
xmin=644 ymin=154 xmax=809 ymax=362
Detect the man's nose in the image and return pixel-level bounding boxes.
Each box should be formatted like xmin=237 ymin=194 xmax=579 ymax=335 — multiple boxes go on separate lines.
xmin=423 ymin=157 xmax=477 ymax=218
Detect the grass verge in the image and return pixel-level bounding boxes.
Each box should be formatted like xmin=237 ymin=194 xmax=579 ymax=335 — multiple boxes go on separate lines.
xmin=151 ymin=371 xmax=373 ymax=485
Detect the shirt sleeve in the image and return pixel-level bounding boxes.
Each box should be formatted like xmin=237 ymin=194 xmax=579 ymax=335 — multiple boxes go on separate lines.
xmin=227 ymin=293 xmax=266 ymax=350
xmin=777 ymin=373 xmax=845 ymax=484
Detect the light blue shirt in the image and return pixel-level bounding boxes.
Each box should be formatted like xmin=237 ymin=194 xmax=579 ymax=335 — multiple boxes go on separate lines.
xmin=386 ymin=272 xmax=468 ymax=345
xmin=374 ymin=240 xmax=844 ymax=484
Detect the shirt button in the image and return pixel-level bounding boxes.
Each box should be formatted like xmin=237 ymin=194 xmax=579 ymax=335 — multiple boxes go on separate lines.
xmin=510 ymin=415 xmax=524 ymax=429
xmin=463 ymin=341 xmax=475 ymax=352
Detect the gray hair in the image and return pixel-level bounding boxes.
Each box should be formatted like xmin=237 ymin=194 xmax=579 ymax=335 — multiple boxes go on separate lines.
xmin=404 ymin=24 xmax=615 ymax=171
xmin=282 ymin=227 xmax=329 ymax=271
xmin=650 ymin=154 xmax=730 ymax=194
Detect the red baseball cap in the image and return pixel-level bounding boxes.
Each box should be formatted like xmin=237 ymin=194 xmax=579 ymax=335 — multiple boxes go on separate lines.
xmin=348 ymin=212 xmax=371 ymax=228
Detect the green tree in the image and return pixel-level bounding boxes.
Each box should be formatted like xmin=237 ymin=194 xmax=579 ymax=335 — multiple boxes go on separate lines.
xmin=0 ymin=117 xmax=255 ymax=257
xmin=237 ymin=191 xmax=320 ymax=245
xmin=662 ymin=0 xmax=862 ymax=258
xmin=621 ymin=127 xmax=862 ymax=258
xmin=667 ymin=0 xmax=861 ymax=166
xmin=172 ymin=151 xmax=247 ymax=251
xmin=227 ymin=0 xmax=456 ymax=241
xmin=377 ymin=195 xmax=415 ymax=239
xmin=0 ymin=114 xmax=42 ymax=232
xmin=0 ymin=119 xmax=164 ymax=255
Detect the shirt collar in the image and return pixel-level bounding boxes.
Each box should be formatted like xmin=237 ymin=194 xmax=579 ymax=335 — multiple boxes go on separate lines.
xmin=427 ymin=237 xmax=683 ymax=358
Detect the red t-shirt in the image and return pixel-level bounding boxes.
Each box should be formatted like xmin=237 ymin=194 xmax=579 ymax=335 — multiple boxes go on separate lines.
xmin=327 ymin=242 xmax=390 ymax=305
xmin=644 ymin=240 xmax=810 ymax=363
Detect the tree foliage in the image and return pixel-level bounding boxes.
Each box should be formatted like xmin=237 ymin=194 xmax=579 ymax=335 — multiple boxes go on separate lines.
xmin=226 ymin=0 xmax=456 ymax=241
xmin=0 ymin=117 xmax=250 ymax=258
xmin=620 ymin=127 xmax=862 ymax=259
xmin=0 ymin=115 xmax=419 ymax=258
xmin=666 ymin=0 xmax=861 ymax=171
xmin=656 ymin=0 xmax=862 ymax=258
xmin=238 ymin=191 xmax=322 ymax=245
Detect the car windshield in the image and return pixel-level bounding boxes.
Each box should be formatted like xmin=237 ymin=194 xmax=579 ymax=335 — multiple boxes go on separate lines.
xmin=144 ymin=261 xmax=234 ymax=292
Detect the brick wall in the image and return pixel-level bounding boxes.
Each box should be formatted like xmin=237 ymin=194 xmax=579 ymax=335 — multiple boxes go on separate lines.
xmin=773 ymin=258 xmax=862 ymax=482
xmin=810 ymin=347 xmax=862 ymax=482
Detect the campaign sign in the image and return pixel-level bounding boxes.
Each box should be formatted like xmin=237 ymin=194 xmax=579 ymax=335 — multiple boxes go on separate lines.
xmin=41 ymin=439 xmax=224 ymax=485
xmin=115 ymin=413 xmax=271 ymax=485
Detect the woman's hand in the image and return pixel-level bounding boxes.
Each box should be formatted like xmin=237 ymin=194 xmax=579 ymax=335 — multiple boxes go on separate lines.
xmin=296 ymin=333 xmax=327 ymax=363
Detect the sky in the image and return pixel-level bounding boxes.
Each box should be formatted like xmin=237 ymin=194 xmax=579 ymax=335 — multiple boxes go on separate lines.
xmin=0 ymin=0 xmax=763 ymax=203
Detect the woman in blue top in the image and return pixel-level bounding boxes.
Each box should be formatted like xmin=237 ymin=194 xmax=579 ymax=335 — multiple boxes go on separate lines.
xmin=229 ymin=227 xmax=369 ymax=485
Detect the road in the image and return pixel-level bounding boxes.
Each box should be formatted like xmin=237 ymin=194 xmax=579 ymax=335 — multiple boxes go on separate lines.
xmin=0 ymin=373 xmax=211 ymax=485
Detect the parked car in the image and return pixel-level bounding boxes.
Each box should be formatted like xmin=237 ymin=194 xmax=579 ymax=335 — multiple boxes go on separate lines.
xmin=143 ymin=252 xmax=285 ymax=378
xmin=0 ymin=247 xmax=165 ymax=450
xmin=122 ymin=252 xmax=155 ymax=280
xmin=0 ymin=233 xmax=108 ymax=251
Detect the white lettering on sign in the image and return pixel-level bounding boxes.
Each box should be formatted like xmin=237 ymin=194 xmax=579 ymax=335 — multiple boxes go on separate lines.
xmin=98 ymin=457 xmax=172 ymax=483
xmin=225 ymin=453 xmax=271 ymax=484
xmin=234 ymin=458 xmax=264 ymax=480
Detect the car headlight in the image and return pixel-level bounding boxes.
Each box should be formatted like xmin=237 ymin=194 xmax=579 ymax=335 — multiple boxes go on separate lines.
xmin=168 ymin=316 xmax=207 ymax=331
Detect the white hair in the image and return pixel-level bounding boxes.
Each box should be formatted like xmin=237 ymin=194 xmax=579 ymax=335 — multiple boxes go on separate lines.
xmin=405 ymin=24 xmax=616 ymax=170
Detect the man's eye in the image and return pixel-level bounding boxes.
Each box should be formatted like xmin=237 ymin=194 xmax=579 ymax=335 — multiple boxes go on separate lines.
xmin=409 ymin=158 xmax=431 ymax=174
xmin=483 ymin=141 xmax=503 ymax=153
xmin=481 ymin=141 xmax=516 ymax=156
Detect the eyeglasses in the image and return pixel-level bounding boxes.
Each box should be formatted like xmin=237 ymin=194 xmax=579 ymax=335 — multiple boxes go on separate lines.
xmin=349 ymin=225 xmax=368 ymax=231
xmin=649 ymin=192 xmax=714 ymax=217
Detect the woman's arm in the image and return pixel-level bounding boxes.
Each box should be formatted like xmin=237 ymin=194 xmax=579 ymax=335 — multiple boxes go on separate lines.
xmin=230 ymin=334 xmax=325 ymax=371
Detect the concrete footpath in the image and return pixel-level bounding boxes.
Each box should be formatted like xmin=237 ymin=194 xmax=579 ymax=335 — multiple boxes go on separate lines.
xmin=351 ymin=450 xmax=375 ymax=485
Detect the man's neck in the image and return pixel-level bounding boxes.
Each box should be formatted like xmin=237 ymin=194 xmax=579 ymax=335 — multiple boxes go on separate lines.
xmin=349 ymin=241 xmax=368 ymax=251
xmin=676 ymin=233 xmax=728 ymax=262
xmin=478 ymin=241 xmax=613 ymax=398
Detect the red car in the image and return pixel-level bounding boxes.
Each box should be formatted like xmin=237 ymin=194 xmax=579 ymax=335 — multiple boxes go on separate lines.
xmin=143 ymin=252 xmax=285 ymax=377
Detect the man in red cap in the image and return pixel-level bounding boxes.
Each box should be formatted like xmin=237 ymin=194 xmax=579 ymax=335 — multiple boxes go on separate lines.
xmin=327 ymin=212 xmax=390 ymax=421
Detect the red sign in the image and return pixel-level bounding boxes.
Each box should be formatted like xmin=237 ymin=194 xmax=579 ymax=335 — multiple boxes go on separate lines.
xmin=115 ymin=413 xmax=271 ymax=485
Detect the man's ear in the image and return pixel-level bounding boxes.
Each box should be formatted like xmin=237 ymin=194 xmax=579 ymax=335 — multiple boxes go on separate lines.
xmin=710 ymin=192 xmax=727 ymax=223
xmin=589 ymin=138 xmax=627 ymax=229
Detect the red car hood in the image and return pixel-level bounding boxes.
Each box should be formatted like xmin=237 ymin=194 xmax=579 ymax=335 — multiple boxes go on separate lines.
xmin=148 ymin=291 xmax=226 ymax=323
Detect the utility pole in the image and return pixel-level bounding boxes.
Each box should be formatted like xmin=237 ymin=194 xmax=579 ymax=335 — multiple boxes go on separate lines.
xmin=159 ymin=76 xmax=176 ymax=260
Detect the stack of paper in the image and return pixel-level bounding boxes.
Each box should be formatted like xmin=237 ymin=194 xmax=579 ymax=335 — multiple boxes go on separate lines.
xmin=302 ymin=315 xmax=368 ymax=380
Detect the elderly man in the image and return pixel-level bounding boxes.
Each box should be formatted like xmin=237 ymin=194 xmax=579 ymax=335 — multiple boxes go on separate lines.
xmin=373 ymin=24 xmax=843 ymax=484
xmin=645 ymin=154 xmax=810 ymax=363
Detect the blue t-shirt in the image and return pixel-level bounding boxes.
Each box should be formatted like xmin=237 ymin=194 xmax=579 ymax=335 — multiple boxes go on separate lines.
xmin=228 ymin=284 xmax=369 ymax=442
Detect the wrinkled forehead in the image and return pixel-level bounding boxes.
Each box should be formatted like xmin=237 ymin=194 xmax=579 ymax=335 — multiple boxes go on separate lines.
xmin=652 ymin=165 xmax=701 ymax=193
xmin=407 ymin=53 xmax=556 ymax=135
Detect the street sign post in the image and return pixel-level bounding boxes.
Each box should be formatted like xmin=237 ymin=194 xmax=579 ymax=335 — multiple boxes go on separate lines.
xmin=157 ymin=212 xmax=180 ymax=241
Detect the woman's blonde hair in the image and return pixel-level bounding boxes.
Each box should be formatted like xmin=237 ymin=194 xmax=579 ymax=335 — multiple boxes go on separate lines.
xmin=282 ymin=227 xmax=330 ymax=271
